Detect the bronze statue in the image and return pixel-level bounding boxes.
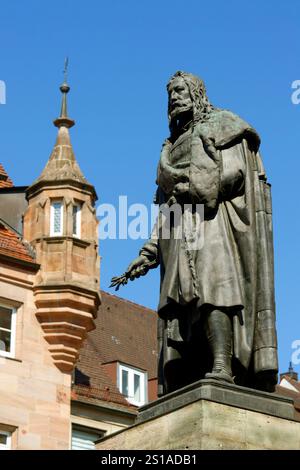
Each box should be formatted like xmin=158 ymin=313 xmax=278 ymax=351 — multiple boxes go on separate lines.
xmin=111 ymin=71 xmax=278 ymax=395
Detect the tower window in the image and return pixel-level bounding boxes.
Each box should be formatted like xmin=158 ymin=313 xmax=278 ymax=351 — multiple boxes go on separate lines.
xmin=72 ymin=203 xmax=81 ymax=238
xmin=50 ymin=201 xmax=63 ymax=236
xmin=0 ymin=304 xmax=17 ymax=358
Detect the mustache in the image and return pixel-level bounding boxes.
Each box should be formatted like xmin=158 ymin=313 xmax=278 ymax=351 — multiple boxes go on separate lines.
xmin=169 ymin=102 xmax=192 ymax=116
xmin=170 ymin=100 xmax=190 ymax=107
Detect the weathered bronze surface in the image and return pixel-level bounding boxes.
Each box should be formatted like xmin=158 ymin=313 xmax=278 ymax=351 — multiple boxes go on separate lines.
xmin=112 ymin=71 xmax=278 ymax=394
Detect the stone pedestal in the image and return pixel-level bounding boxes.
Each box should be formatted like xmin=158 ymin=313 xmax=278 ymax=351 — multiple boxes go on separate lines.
xmin=96 ymin=379 xmax=300 ymax=450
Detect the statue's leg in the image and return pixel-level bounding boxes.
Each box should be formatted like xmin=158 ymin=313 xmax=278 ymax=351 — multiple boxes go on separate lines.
xmin=163 ymin=351 xmax=188 ymax=394
xmin=204 ymin=308 xmax=234 ymax=383
xmin=162 ymin=310 xmax=195 ymax=394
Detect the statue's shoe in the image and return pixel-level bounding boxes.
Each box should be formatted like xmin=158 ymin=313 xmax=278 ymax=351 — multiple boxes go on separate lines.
xmin=205 ymin=371 xmax=234 ymax=384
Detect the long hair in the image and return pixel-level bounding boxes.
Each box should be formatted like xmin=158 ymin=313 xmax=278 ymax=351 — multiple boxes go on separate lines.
xmin=167 ymin=71 xmax=214 ymax=134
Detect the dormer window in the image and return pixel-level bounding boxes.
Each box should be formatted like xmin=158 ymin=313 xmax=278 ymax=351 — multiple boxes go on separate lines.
xmin=72 ymin=203 xmax=81 ymax=238
xmin=50 ymin=200 xmax=63 ymax=236
xmin=118 ymin=363 xmax=147 ymax=407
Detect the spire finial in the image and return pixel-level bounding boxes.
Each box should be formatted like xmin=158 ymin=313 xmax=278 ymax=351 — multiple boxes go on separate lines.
xmin=63 ymin=57 xmax=69 ymax=83
xmin=53 ymin=57 xmax=75 ymax=129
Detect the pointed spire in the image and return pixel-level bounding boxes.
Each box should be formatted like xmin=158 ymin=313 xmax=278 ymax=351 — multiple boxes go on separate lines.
xmin=30 ymin=61 xmax=94 ymax=190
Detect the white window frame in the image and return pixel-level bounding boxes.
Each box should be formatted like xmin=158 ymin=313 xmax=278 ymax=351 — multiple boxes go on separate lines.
xmin=71 ymin=424 xmax=105 ymax=450
xmin=50 ymin=200 xmax=63 ymax=236
xmin=72 ymin=203 xmax=81 ymax=238
xmin=0 ymin=430 xmax=12 ymax=450
xmin=0 ymin=304 xmax=17 ymax=359
xmin=118 ymin=363 xmax=147 ymax=407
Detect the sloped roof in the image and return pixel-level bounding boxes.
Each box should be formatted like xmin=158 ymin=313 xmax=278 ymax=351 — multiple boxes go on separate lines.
xmin=33 ymin=126 xmax=88 ymax=186
xmin=72 ymin=339 xmax=134 ymax=409
xmin=0 ymin=221 xmax=35 ymax=264
xmin=279 ymin=374 xmax=300 ymax=392
xmin=0 ymin=163 xmax=13 ymax=188
xmin=89 ymin=291 xmax=157 ymax=378
xmin=73 ymin=290 xmax=158 ymax=409
xmin=277 ymin=375 xmax=300 ymax=421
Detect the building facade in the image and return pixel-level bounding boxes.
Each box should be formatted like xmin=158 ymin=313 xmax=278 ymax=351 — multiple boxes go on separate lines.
xmin=0 ymin=81 xmax=157 ymax=450
xmin=71 ymin=291 xmax=157 ymax=449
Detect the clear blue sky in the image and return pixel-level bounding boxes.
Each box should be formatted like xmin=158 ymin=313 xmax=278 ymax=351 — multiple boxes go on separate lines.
xmin=0 ymin=0 xmax=299 ymax=376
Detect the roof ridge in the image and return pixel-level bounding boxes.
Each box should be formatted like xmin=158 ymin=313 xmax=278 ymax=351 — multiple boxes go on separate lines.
xmin=101 ymin=289 xmax=156 ymax=314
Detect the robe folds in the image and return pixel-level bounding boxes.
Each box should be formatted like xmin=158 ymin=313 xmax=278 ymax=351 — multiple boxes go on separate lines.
xmin=140 ymin=110 xmax=278 ymax=391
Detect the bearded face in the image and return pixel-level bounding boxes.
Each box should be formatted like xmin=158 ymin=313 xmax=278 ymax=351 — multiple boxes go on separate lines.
xmin=167 ymin=72 xmax=213 ymax=130
xmin=168 ymin=76 xmax=193 ymax=120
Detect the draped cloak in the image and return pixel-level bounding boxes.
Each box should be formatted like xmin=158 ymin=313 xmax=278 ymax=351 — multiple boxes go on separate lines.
xmin=140 ymin=110 xmax=278 ymax=393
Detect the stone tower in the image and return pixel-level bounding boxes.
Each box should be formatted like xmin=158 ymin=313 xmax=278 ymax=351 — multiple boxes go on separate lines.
xmin=23 ymin=79 xmax=100 ymax=373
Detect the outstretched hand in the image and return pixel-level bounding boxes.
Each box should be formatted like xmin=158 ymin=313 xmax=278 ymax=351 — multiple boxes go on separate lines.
xmin=110 ymin=255 xmax=156 ymax=291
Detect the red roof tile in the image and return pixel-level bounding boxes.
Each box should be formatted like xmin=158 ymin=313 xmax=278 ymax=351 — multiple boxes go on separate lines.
xmin=0 ymin=222 xmax=35 ymax=263
xmin=0 ymin=163 xmax=13 ymax=188
xmin=90 ymin=291 xmax=157 ymax=378
xmin=73 ymin=339 xmax=133 ymax=408
xmin=73 ymin=291 xmax=158 ymax=409
xmin=279 ymin=374 xmax=300 ymax=393
xmin=276 ymin=383 xmax=300 ymax=421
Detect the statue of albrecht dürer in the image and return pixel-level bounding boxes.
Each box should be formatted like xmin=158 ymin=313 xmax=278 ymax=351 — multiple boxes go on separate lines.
xmin=112 ymin=71 xmax=278 ymax=394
